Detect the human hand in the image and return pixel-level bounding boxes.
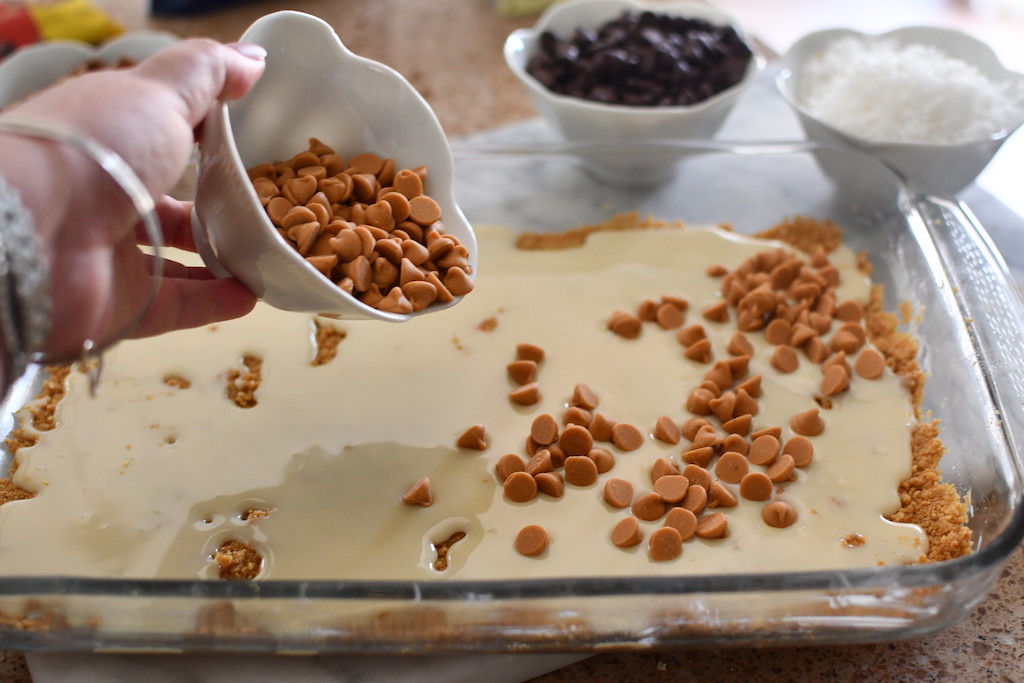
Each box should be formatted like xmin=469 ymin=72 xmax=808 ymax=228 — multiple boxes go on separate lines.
xmin=0 ymin=39 xmax=266 ymax=361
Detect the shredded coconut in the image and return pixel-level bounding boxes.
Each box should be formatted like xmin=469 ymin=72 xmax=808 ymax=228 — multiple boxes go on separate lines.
xmin=798 ymin=36 xmax=1023 ymax=144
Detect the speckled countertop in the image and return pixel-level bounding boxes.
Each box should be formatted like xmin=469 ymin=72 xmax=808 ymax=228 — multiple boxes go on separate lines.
xmin=3 ymin=1 xmax=1024 ymax=681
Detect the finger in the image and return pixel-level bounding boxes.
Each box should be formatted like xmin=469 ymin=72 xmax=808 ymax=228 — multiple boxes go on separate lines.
xmin=135 ymin=196 xmax=198 ymax=251
xmin=132 ymin=39 xmax=266 ymax=128
xmin=129 ymin=276 xmax=257 ymax=339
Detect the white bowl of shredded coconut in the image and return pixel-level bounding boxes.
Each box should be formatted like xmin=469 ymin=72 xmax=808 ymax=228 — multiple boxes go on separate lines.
xmin=777 ymin=26 xmax=1024 ymax=195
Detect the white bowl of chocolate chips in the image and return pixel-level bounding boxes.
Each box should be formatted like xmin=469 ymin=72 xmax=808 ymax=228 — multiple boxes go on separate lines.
xmin=193 ymin=11 xmax=476 ymax=321
xmin=504 ymin=0 xmax=765 ymax=186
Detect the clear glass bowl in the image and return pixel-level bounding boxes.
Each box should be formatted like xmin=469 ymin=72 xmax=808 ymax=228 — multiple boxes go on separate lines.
xmin=1 ymin=139 xmax=1022 ymax=653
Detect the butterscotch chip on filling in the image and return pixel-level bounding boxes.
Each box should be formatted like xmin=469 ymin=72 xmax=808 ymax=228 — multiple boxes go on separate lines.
xmin=696 ymin=512 xmax=729 ymax=539
xmin=564 ymin=455 xmax=599 ymax=487
xmin=495 ymin=453 xmax=526 ymax=482
xmin=611 ymin=423 xmax=644 ymax=451
xmin=748 ymin=434 xmax=780 ymax=466
xmin=611 ymin=517 xmax=644 ymax=548
xmin=653 ymin=416 xmax=682 ymax=444
xmin=401 ymin=477 xmax=433 ymax=507
xmin=506 ymin=359 xmax=537 ymax=385
xmin=456 ymin=424 xmax=488 ymax=450
xmin=530 ymin=414 xmax=559 ymax=446
xmin=791 ymin=408 xmax=825 ymax=436
xmin=589 ymin=447 xmax=616 ymax=473
xmin=855 ymin=348 xmax=886 ymax=379
xmin=653 ymin=474 xmax=690 ymax=503
xmin=608 ymin=310 xmax=643 ymax=339
xmin=515 ymin=525 xmax=549 ymax=557
xmin=631 ymin=492 xmax=668 ymax=521
xmin=588 ymin=412 xmax=616 ymax=442
xmin=680 ymin=484 xmax=708 ymax=514
xmin=503 ymin=471 xmax=538 ymax=503
xmin=707 ymin=480 xmax=738 ymax=508
xmin=535 ymin=471 xmax=565 ymax=498
xmin=714 ymin=451 xmax=749 ymax=484
xmin=763 ymin=500 xmax=798 ymax=528
xmin=681 ymin=464 xmax=711 ymax=490
xmin=516 ymin=342 xmax=546 ymax=363
xmin=649 ymin=526 xmax=684 ymax=561
xmin=559 ymin=424 xmax=594 ymax=456
xmin=663 ymin=507 xmax=698 ymax=541
xmin=509 ymin=382 xmax=541 ymax=406
xmin=739 ymin=471 xmax=773 ymax=501
xmin=650 ymin=457 xmax=680 ymax=484
xmin=783 ymin=436 xmax=815 ymax=467
xmin=603 ymin=478 xmax=634 ymax=508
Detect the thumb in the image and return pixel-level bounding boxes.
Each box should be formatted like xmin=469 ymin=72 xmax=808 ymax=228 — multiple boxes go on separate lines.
xmin=132 ymin=38 xmax=266 ymax=128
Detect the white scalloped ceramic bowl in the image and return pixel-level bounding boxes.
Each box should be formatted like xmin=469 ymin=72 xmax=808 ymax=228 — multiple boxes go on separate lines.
xmin=504 ymin=0 xmax=765 ymax=186
xmin=0 ymin=31 xmax=179 ymax=109
xmin=192 ymin=11 xmax=476 ymax=321
xmin=777 ymin=26 xmax=1024 ymax=196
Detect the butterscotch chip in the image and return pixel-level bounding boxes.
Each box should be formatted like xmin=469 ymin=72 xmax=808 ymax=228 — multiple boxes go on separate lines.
xmin=603 ymin=478 xmax=634 ymax=508
xmin=791 ymin=408 xmax=825 ymax=436
xmin=706 ymin=263 xmax=728 ymax=277
xmin=790 ymin=321 xmax=817 ymax=347
xmin=727 ymin=332 xmax=754 ymax=356
xmin=509 ymin=383 xmax=541 ymax=406
xmin=559 ymin=424 xmax=594 ymax=456
xmin=653 ymin=474 xmax=690 ymax=503
xmin=507 ymin=359 xmax=537 ymax=386
xmin=704 ymin=361 xmax=734 ymax=392
xmin=750 ymin=425 xmax=782 ymax=440
xmin=611 ymin=423 xmax=644 ymax=451
xmin=564 ymin=455 xmax=599 ymax=486
xmin=650 ymin=457 xmax=680 ymax=484
xmin=636 ymin=299 xmax=659 ymax=321
xmin=547 ymin=443 xmax=566 ymax=468
xmin=676 ymin=324 xmax=707 ymax=347
xmin=770 ymin=345 xmax=799 ymax=373
xmin=830 ymin=329 xmax=863 ymax=355
xmin=708 ymin=480 xmax=738 ymax=508
xmin=443 ymin=267 xmax=474 ymax=296
xmin=681 ymin=464 xmax=711 ymax=490
xmin=739 ymin=471 xmax=773 ymax=501
xmin=855 ymin=348 xmax=886 ymax=379
xmin=721 ymin=433 xmax=749 ymax=456
xmin=733 ymin=388 xmax=758 ymax=417
xmin=683 ymin=338 xmax=713 ymax=363
xmin=608 ymin=311 xmax=642 ymax=339
xmin=401 ymin=477 xmax=433 ymax=507
xmin=765 ymin=318 xmax=793 ymax=346
xmin=588 ymin=412 xmax=617 ymax=442
xmin=525 ymin=449 xmax=554 ymax=476
xmin=821 ymin=364 xmax=850 ymax=397
xmin=783 ymin=435 xmax=814 ymax=467
xmin=736 ymin=374 xmax=762 ymax=398
xmin=589 ymin=447 xmax=616 ymax=473
xmin=515 ymin=525 xmax=549 ymax=556
xmin=456 ymin=424 xmax=488 ymax=450
xmin=516 ymin=343 xmax=546 ymax=363
xmin=715 ymin=451 xmax=749 ymax=484
xmin=530 ymin=414 xmax=560 ymax=446
xmin=767 ymin=453 xmax=796 ymax=482
xmin=535 ymin=472 xmax=564 ymax=498
xmin=571 ymin=383 xmax=600 ymax=410
xmin=690 ymin=424 xmax=721 ymax=449
xmin=495 ymin=453 xmax=526 ymax=482
xmin=611 ymin=517 xmax=644 ymax=548
xmin=681 ymin=417 xmax=709 ymax=441
xmin=679 ymin=485 xmax=708 ymax=514
xmin=631 ymin=492 xmax=668 ymax=521
xmin=663 ymin=507 xmax=698 ymax=541
xmin=563 ymin=406 xmax=592 ymax=428
xmin=835 ymin=299 xmax=864 ymax=322
xmin=648 ymin=527 xmax=683 ymax=561
xmin=822 ymin=351 xmax=850 ymax=376
xmin=503 ymin=471 xmax=537 ymax=502
xmin=655 ymin=302 xmax=685 ymax=329
xmin=686 ymin=388 xmax=715 ymax=415
xmin=748 ymin=434 xmax=780 ymax=466
xmin=653 ymin=416 xmax=681 ymax=445
xmin=681 ymin=445 xmax=714 ymax=467
xmin=722 ymin=414 xmax=752 ymax=435
xmin=762 ymin=501 xmax=798 ymax=528
xmin=725 ymin=354 xmax=751 ymax=380
xmin=702 ymin=300 xmax=730 ymax=323
xmin=804 ymin=336 xmax=828 ymax=363
xmin=696 ymin=512 xmax=729 ymax=539
xmin=709 ymin=392 xmax=736 ymax=423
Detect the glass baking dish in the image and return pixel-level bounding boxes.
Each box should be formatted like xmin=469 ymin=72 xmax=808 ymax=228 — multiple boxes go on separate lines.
xmin=0 ymin=138 xmax=1022 ymax=654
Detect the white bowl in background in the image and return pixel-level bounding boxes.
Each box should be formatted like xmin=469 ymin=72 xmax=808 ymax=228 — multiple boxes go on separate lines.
xmin=504 ymin=0 xmax=765 ymax=186
xmin=192 ymin=11 xmax=476 ymax=321
xmin=777 ymin=26 xmax=1024 ymax=197
xmin=0 ymin=31 xmax=179 ymax=109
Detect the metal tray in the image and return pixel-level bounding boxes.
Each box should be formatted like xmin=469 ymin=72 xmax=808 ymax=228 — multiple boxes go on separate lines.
xmin=0 ymin=138 xmax=1022 ymax=653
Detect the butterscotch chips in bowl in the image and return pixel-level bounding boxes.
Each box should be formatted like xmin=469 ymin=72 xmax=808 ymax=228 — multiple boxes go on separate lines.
xmin=246 ymin=138 xmax=474 ymax=314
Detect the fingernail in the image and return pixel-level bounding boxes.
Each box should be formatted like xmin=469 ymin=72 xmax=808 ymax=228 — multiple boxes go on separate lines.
xmin=227 ymin=42 xmax=267 ymax=61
